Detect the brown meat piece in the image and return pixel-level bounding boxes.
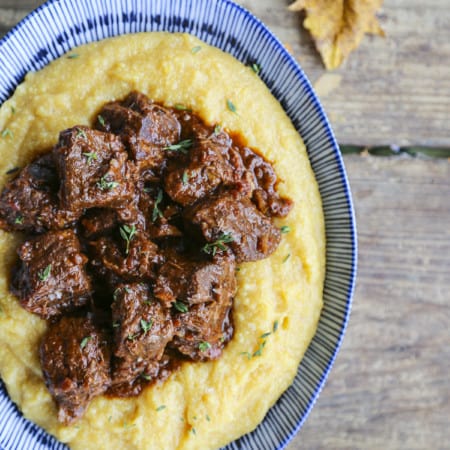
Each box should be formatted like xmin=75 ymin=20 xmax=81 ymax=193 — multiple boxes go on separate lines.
xmin=90 ymin=232 xmax=161 ymax=281
xmin=163 ymin=135 xmax=235 ymax=206
xmin=96 ymin=91 xmax=180 ymax=170
xmin=53 ymin=126 xmax=137 ymax=215
xmin=80 ymin=208 xmax=118 ymax=239
xmin=0 ymin=154 xmax=78 ymax=232
xmin=11 ymin=229 xmax=91 ymax=319
xmin=110 ymin=283 xmax=174 ymax=392
xmin=40 ymin=316 xmax=111 ymax=424
xmin=184 ymin=190 xmax=281 ymax=263
xmin=154 ymin=251 xmax=236 ymax=309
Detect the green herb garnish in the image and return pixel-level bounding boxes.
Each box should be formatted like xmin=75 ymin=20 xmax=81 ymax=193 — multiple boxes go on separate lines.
xmin=14 ymin=216 xmax=23 ymax=224
xmin=214 ymin=124 xmax=222 ymax=135
xmin=173 ymin=301 xmax=189 ymax=313
xmin=1 ymin=128 xmax=13 ymax=138
xmin=251 ymin=63 xmax=261 ymax=74
xmin=112 ymin=321 xmax=120 ymax=328
xmin=119 ymin=224 xmax=137 ymax=255
xmin=163 ymin=139 xmax=193 ymax=154
xmin=280 ymin=225 xmax=291 ymax=234
xmin=152 ymin=189 xmax=164 ymax=222
xmin=97 ymin=114 xmax=106 ymax=127
xmin=76 ymin=127 xmax=86 ymax=138
xmin=80 ymin=336 xmax=92 ymax=349
xmin=191 ymin=46 xmax=202 ymax=54
xmin=226 ymin=99 xmax=237 ymax=113
xmin=38 ymin=264 xmax=51 ymax=282
xmin=182 ymin=170 xmax=189 ymax=185
xmin=273 ymin=320 xmax=279 ymax=333
xmin=156 ymin=405 xmax=166 ymax=412
xmin=141 ymin=373 xmax=152 ymax=381
xmin=10 ymin=106 xmax=16 ymax=114
xmin=140 ymin=319 xmax=153 ymax=335
xmin=174 ymin=104 xmax=192 ymax=111
xmin=198 ymin=341 xmax=211 ymax=352
xmin=67 ymin=53 xmax=79 ymax=59
xmin=283 ymin=253 xmax=291 ymax=263
xmin=97 ymin=175 xmax=119 ymax=191
xmin=206 ymin=414 xmax=211 ymax=422
xmin=202 ymin=233 xmax=234 ymax=256
xmin=83 ymin=151 xmax=98 ymax=164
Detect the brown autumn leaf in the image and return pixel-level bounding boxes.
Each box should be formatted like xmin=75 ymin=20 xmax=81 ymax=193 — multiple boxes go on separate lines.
xmin=289 ymin=0 xmax=385 ymax=70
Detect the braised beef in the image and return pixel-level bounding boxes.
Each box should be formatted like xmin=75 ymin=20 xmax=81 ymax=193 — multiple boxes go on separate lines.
xmin=0 ymin=154 xmax=77 ymax=233
xmin=96 ymin=91 xmax=180 ymax=170
xmin=184 ymin=190 xmax=281 ymax=262
xmin=53 ymin=126 xmax=137 ymax=215
xmin=40 ymin=316 xmax=111 ymax=424
xmin=11 ymin=229 xmax=91 ymax=319
xmin=0 ymin=92 xmax=292 ymax=423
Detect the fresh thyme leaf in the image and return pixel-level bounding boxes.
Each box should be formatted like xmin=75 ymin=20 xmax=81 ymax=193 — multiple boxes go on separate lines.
xmin=280 ymin=225 xmax=291 ymax=234
xmin=252 ymin=339 xmax=267 ymax=357
xmin=191 ymin=427 xmax=196 ymax=435
xmin=202 ymin=233 xmax=234 ymax=256
xmin=240 ymin=351 xmax=252 ymax=360
xmin=80 ymin=336 xmax=92 ymax=349
xmin=214 ymin=124 xmax=222 ymax=135
xmin=14 ymin=216 xmax=23 ymax=224
xmin=10 ymin=106 xmax=16 ymax=114
xmin=173 ymin=300 xmax=189 ymax=313
xmin=67 ymin=53 xmax=79 ymax=59
xmin=97 ymin=175 xmax=119 ymax=191
xmin=119 ymin=224 xmax=137 ymax=254
xmin=283 ymin=253 xmax=291 ymax=263
xmin=1 ymin=128 xmax=13 ymax=138
xmin=76 ymin=127 xmax=86 ymax=138
xmin=97 ymin=114 xmax=106 ymax=127
xmin=251 ymin=63 xmax=261 ymax=74
xmin=182 ymin=170 xmax=189 ymax=185
xmin=226 ymin=99 xmax=237 ymax=113
xmin=141 ymin=373 xmax=152 ymax=381
xmin=260 ymin=332 xmax=271 ymax=339
xmin=38 ymin=264 xmax=52 ymax=282
xmin=198 ymin=341 xmax=211 ymax=352
xmin=156 ymin=405 xmax=166 ymax=412
xmin=191 ymin=46 xmax=202 ymax=54
xmin=273 ymin=320 xmax=279 ymax=333
xmin=174 ymin=104 xmax=192 ymax=111
xmin=127 ymin=333 xmax=139 ymax=341
xmin=83 ymin=151 xmax=98 ymax=164
xmin=112 ymin=321 xmax=120 ymax=328
xmin=140 ymin=318 xmax=153 ymax=334
xmin=152 ymin=189 xmax=164 ymax=222
xmin=163 ymin=139 xmax=193 ymax=154
xmin=206 ymin=414 xmax=211 ymax=422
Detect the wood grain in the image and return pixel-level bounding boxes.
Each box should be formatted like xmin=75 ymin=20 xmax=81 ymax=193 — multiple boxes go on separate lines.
xmin=0 ymin=1 xmax=449 ymax=449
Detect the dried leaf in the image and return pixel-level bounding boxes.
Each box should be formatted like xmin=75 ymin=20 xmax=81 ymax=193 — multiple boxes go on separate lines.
xmin=289 ymin=0 xmax=385 ymax=70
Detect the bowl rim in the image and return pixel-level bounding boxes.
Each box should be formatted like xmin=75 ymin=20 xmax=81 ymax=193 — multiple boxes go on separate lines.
xmin=0 ymin=0 xmax=357 ymax=448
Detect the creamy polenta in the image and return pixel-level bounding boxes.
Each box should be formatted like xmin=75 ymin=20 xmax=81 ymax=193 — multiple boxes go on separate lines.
xmin=0 ymin=32 xmax=324 ymax=450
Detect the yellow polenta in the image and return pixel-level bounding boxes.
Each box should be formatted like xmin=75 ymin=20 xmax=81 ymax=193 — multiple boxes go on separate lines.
xmin=0 ymin=33 xmax=325 ymax=450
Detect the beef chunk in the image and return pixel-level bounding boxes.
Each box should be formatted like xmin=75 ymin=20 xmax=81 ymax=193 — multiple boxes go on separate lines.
xmin=11 ymin=230 xmax=91 ymax=319
xmin=170 ymin=275 xmax=234 ymax=361
xmin=80 ymin=208 xmax=118 ymax=239
xmin=184 ymin=190 xmax=281 ymax=263
xmin=154 ymin=251 xmax=236 ymax=309
xmin=90 ymin=232 xmax=161 ymax=281
xmin=0 ymin=154 xmax=77 ymax=232
xmin=238 ymin=147 xmax=293 ymax=217
xmin=40 ymin=316 xmax=111 ymax=424
xmin=53 ymin=126 xmax=136 ymax=215
xmin=110 ymin=283 xmax=174 ymax=391
xmin=96 ymin=92 xmax=180 ymax=170
xmin=163 ymin=135 xmax=235 ymax=206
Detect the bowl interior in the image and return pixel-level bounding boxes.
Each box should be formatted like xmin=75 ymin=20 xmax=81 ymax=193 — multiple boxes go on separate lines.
xmin=0 ymin=1 xmax=356 ymax=449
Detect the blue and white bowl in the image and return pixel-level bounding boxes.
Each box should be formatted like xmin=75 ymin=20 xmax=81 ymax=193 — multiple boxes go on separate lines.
xmin=0 ymin=1 xmax=357 ymax=449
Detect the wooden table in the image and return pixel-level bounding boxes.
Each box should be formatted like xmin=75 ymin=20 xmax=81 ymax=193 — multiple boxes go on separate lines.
xmin=1 ymin=1 xmax=449 ymax=449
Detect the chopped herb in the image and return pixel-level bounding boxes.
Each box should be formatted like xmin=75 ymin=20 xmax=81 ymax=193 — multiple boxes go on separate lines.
xmin=80 ymin=336 xmax=92 ymax=349
xmin=1 ymin=128 xmax=13 ymax=138
xmin=220 ymin=335 xmax=226 ymax=343
xmin=140 ymin=318 xmax=153 ymax=334
xmin=123 ymin=422 xmax=135 ymax=429
xmin=182 ymin=170 xmax=189 ymax=185
xmin=283 ymin=253 xmax=291 ymax=263
xmin=112 ymin=321 xmax=120 ymax=328
xmin=273 ymin=320 xmax=279 ymax=333
xmin=198 ymin=341 xmax=211 ymax=352
xmin=251 ymin=63 xmax=261 ymax=74
xmin=163 ymin=139 xmax=193 ymax=154
xmin=173 ymin=300 xmax=189 ymax=313
xmin=67 ymin=53 xmax=79 ymax=59
xmin=83 ymin=151 xmax=97 ymax=164
xmin=226 ymin=99 xmax=237 ymax=113
xmin=141 ymin=373 xmax=152 ymax=381
xmin=260 ymin=331 xmax=271 ymax=339
xmin=97 ymin=114 xmax=106 ymax=127
xmin=191 ymin=427 xmax=196 ymax=435
xmin=235 ymin=267 xmax=240 ymax=272
xmin=97 ymin=175 xmax=119 ymax=191
xmin=174 ymin=104 xmax=191 ymax=111
xmin=240 ymin=351 xmax=252 ymax=360
xmin=202 ymin=233 xmax=234 ymax=256
xmin=214 ymin=124 xmax=222 ymax=135
xmin=152 ymin=189 xmax=164 ymax=222
xmin=280 ymin=225 xmax=291 ymax=234
xmin=119 ymin=224 xmax=137 ymax=254
xmin=124 ymin=287 xmax=132 ymax=293
xmin=156 ymin=405 xmax=166 ymax=412
xmin=127 ymin=332 xmax=139 ymax=341
xmin=252 ymin=339 xmax=267 ymax=357
xmin=14 ymin=216 xmax=23 ymax=224
xmin=38 ymin=264 xmax=52 ymax=282
xmin=6 ymin=167 xmax=20 ymax=175
xmin=76 ymin=127 xmax=86 ymax=138
xmin=206 ymin=414 xmax=211 ymax=422
xmin=10 ymin=106 xmax=16 ymax=114
xmin=191 ymin=46 xmax=202 ymax=54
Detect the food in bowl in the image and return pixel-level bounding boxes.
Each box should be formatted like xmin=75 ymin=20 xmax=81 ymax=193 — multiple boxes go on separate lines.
xmin=0 ymin=32 xmax=325 ymax=450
